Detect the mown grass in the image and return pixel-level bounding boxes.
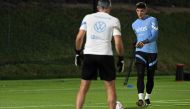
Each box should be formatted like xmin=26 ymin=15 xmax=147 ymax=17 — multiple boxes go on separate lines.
xmin=0 ymin=76 xmax=190 ymax=109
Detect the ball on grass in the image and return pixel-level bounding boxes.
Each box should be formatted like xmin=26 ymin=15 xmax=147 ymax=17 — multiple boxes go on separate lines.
xmin=116 ymin=101 xmax=124 ymax=109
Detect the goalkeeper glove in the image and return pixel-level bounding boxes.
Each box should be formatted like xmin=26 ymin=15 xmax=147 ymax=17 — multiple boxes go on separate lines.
xmin=117 ymin=56 xmax=125 ymax=72
xmin=75 ymin=49 xmax=82 ymax=67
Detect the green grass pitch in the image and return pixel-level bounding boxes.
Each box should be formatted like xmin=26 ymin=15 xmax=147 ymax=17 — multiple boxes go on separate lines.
xmin=0 ymin=76 xmax=190 ymax=109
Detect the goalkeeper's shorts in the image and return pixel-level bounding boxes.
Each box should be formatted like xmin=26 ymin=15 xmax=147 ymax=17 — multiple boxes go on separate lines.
xmin=81 ymin=54 xmax=116 ymax=81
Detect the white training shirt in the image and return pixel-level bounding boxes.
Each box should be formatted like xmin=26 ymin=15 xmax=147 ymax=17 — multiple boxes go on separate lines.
xmin=80 ymin=12 xmax=121 ymax=55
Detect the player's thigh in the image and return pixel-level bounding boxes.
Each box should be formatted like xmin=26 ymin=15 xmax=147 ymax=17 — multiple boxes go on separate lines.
xmin=135 ymin=51 xmax=147 ymax=65
xmin=104 ymin=80 xmax=116 ymax=94
xmin=147 ymin=53 xmax=157 ymax=70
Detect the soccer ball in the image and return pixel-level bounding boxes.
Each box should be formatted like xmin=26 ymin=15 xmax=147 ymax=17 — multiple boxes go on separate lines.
xmin=116 ymin=101 xmax=124 ymax=109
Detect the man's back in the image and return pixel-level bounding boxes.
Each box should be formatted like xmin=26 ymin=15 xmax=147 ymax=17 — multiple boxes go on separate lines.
xmin=75 ymin=1 xmax=124 ymax=109
xmin=80 ymin=12 xmax=121 ymax=55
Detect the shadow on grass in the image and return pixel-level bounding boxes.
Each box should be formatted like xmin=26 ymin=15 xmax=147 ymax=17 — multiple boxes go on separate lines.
xmin=124 ymin=106 xmax=148 ymax=109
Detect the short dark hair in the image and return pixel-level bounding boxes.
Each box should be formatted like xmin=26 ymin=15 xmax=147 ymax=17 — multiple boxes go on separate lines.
xmin=97 ymin=0 xmax=111 ymax=8
xmin=136 ymin=2 xmax=147 ymax=9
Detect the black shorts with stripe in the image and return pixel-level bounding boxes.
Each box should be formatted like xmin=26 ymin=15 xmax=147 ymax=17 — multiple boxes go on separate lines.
xmin=135 ymin=51 xmax=157 ymax=70
xmin=81 ymin=54 xmax=116 ymax=81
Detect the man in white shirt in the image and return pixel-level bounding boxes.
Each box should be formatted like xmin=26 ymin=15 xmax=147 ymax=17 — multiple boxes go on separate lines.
xmin=75 ymin=0 xmax=124 ymax=109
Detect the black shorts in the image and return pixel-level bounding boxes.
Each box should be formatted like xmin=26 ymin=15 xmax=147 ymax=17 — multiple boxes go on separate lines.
xmin=135 ymin=51 xmax=157 ymax=70
xmin=81 ymin=54 xmax=116 ymax=81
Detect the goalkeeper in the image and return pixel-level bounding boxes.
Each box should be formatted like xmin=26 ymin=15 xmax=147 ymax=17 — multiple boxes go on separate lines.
xmin=132 ymin=2 xmax=159 ymax=107
xmin=74 ymin=0 xmax=124 ymax=109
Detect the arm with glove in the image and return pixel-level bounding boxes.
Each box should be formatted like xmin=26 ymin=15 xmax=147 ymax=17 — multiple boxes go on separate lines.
xmin=114 ymin=35 xmax=125 ymax=72
xmin=75 ymin=30 xmax=86 ymax=67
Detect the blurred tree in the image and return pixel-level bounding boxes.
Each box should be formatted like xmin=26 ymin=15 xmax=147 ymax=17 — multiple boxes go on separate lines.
xmin=0 ymin=0 xmax=189 ymax=7
xmin=93 ymin=0 xmax=97 ymax=12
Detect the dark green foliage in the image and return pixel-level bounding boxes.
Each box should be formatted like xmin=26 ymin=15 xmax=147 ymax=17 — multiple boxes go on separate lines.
xmin=1 ymin=0 xmax=190 ymax=7
xmin=0 ymin=3 xmax=189 ymax=79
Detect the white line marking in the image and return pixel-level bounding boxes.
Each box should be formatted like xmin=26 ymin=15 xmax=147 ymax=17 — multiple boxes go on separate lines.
xmin=0 ymin=87 xmax=189 ymax=93
xmin=153 ymin=99 xmax=190 ymax=102
xmin=0 ymin=88 xmax=130 ymax=92
xmin=0 ymin=104 xmax=108 ymax=109
xmin=0 ymin=104 xmax=74 ymax=109
xmin=154 ymin=101 xmax=190 ymax=104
